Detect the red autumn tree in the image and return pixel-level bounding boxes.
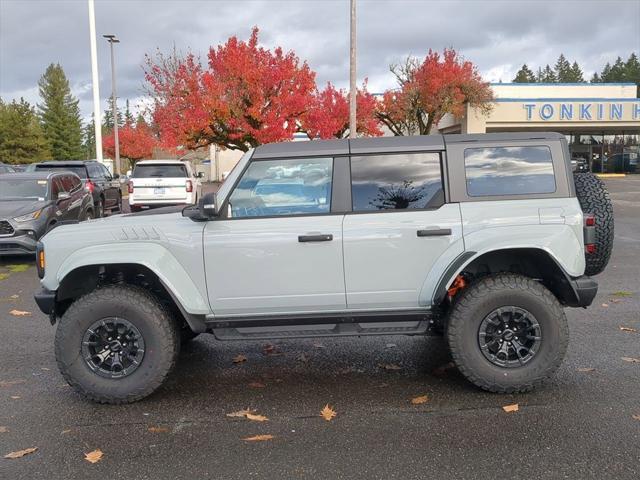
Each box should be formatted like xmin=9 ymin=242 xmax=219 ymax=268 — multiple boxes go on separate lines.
xmin=300 ymin=82 xmax=383 ymax=139
xmin=103 ymin=117 xmax=158 ymax=163
xmin=144 ymin=27 xmax=317 ymax=152
xmin=377 ymin=49 xmax=494 ymax=135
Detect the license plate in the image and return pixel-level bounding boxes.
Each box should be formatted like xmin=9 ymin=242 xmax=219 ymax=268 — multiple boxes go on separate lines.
xmin=154 ymin=187 xmax=165 ymax=195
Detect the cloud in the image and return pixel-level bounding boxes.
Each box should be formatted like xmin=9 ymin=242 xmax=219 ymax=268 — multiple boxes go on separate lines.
xmin=1 ymin=0 xmax=638 ymax=121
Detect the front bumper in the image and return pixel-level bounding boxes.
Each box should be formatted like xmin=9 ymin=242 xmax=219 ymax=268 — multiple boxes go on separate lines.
xmin=34 ymin=287 xmax=57 ymax=323
xmin=0 ymin=233 xmax=37 ymax=256
xmin=569 ymin=276 xmax=598 ymax=307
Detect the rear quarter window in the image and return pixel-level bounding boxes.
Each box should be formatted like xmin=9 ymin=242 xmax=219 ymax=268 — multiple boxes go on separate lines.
xmin=464 ymin=146 xmax=556 ymax=197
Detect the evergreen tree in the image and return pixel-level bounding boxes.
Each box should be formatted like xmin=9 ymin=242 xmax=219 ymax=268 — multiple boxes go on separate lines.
xmin=554 ymin=54 xmax=572 ymax=82
xmin=82 ymin=115 xmax=96 ymax=160
xmin=102 ymin=99 xmax=123 ymax=130
xmin=513 ymin=64 xmax=536 ymax=83
xmin=540 ymin=64 xmax=557 ymax=83
xmin=535 ymin=66 xmax=544 ymax=82
xmin=590 ymin=72 xmax=601 ymax=83
xmin=608 ymin=56 xmax=626 ymax=81
xmin=567 ymin=61 xmax=585 ymax=82
xmin=623 ymin=53 xmax=639 ymax=95
xmin=0 ymin=97 xmax=51 ymax=163
xmin=599 ymin=62 xmax=613 ymax=81
xmin=124 ymin=99 xmax=134 ymax=124
xmin=37 ymin=63 xmax=83 ymax=159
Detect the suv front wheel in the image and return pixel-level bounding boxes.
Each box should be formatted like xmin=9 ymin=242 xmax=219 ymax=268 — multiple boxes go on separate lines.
xmin=447 ymin=273 xmax=568 ymax=393
xmin=55 ymin=285 xmax=180 ymax=404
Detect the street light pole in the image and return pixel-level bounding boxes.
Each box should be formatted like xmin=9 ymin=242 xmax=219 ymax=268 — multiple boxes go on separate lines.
xmin=349 ymin=0 xmax=357 ymax=139
xmin=87 ymin=0 xmax=103 ymax=163
xmin=103 ymin=34 xmax=120 ymax=176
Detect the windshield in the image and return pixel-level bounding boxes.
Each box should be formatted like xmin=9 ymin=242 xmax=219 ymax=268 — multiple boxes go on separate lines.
xmin=133 ymin=164 xmax=187 ymax=178
xmin=0 ymin=178 xmax=49 ymax=200
xmin=35 ymin=164 xmax=87 ymax=179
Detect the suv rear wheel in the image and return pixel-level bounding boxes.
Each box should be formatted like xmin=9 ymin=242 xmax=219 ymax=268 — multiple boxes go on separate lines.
xmin=447 ymin=273 xmax=568 ymax=393
xmin=55 ymin=285 xmax=180 ymax=404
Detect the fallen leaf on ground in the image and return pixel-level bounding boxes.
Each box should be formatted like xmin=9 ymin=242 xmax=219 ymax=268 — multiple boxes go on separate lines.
xmin=0 ymin=426 xmax=8 ymax=433
xmin=148 ymin=426 xmax=169 ymax=433
xmin=320 ymin=404 xmax=337 ymax=421
xmin=432 ymin=362 xmax=456 ymax=376
xmin=243 ymin=434 xmax=274 ymax=442
xmin=9 ymin=294 xmax=19 ymax=299
xmin=245 ymin=413 xmax=268 ymax=422
xmin=502 ymin=404 xmax=519 ymax=413
xmin=226 ymin=409 xmax=255 ymax=418
xmin=84 ymin=449 xmax=103 ymax=463
xmin=632 ymin=414 xmax=640 ymax=421
xmin=601 ymin=303 xmax=609 ymax=308
xmin=8 ymin=264 xmax=30 ymax=273
xmin=0 ymin=273 xmax=9 ymax=281
xmin=312 ymin=342 xmax=325 ymax=348
xmin=577 ymin=367 xmax=596 ymax=372
xmin=263 ymin=344 xmax=276 ymax=354
xmin=10 ymin=396 xmax=20 ymax=399
xmin=385 ymin=343 xmax=397 ymax=349
xmin=619 ymin=326 xmax=637 ymax=333
xmin=4 ymin=447 xmax=37 ymax=459
xmin=609 ymin=298 xmax=622 ymax=303
xmin=0 ymin=379 xmax=26 ymax=387
xmin=248 ymin=382 xmax=265 ymax=388
xmin=411 ymin=395 xmax=429 ymax=405
xmin=40 ymin=367 xmax=50 ymax=371
xmin=61 ymin=429 xmax=71 ymax=434
xmin=621 ymin=357 xmax=640 ymax=363
xmin=232 ymin=354 xmax=247 ymax=364
xmin=9 ymin=309 xmax=31 ymax=317
xmin=378 ymin=363 xmax=402 ymax=371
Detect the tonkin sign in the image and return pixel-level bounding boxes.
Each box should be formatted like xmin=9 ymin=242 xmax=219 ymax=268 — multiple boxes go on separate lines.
xmin=522 ymin=101 xmax=640 ymax=122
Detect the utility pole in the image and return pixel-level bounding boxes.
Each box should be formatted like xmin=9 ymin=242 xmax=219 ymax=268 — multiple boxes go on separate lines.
xmin=87 ymin=0 xmax=103 ymax=162
xmin=104 ymin=34 xmax=121 ymax=176
xmin=349 ymin=0 xmax=357 ymax=139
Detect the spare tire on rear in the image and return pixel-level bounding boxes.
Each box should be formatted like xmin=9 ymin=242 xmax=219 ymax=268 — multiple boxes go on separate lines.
xmin=573 ymin=172 xmax=614 ymax=276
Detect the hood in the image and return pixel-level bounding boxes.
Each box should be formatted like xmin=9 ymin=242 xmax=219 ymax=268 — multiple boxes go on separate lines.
xmin=0 ymin=199 xmax=49 ymax=219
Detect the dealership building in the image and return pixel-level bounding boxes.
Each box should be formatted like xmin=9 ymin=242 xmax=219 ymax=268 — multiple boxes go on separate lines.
xmin=438 ymin=83 xmax=640 ymax=173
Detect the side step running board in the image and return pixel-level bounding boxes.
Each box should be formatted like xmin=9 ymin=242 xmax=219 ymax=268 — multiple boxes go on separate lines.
xmin=211 ymin=320 xmax=433 ymax=340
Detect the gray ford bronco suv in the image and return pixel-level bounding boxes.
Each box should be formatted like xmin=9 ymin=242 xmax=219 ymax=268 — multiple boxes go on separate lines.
xmin=34 ymin=132 xmax=614 ymax=404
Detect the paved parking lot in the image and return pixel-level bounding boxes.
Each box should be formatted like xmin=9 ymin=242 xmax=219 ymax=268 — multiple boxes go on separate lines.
xmin=1 ymin=178 xmax=639 ymax=479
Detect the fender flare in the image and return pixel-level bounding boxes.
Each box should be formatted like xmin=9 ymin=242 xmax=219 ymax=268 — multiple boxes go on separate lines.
xmin=55 ymin=242 xmax=210 ymax=316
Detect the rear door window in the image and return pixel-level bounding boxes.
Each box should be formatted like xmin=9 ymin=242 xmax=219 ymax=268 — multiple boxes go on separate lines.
xmin=464 ymin=146 xmax=556 ymax=197
xmin=350 ymin=152 xmax=444 ymax=211
xmin=133 ymin=164 xmax=188 ymax=178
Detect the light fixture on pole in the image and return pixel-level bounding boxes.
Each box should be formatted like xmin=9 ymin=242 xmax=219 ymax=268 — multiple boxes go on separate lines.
xmin=103 ymin=34 xmax=121 ymax=176
xmin=349 ymin=0 xmax=357 ymax=139
xmin=87 ymin=0 xmax=103 ymax=162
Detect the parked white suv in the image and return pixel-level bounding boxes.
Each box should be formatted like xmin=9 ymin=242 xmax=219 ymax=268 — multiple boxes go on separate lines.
xmin=128 ymin=160 xmax=202 ymax=211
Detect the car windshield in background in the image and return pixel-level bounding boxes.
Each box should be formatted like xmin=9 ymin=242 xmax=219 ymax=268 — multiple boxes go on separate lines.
xmin=133 ymin=164 xmax=187 ymax=178
xmin=0 ymin=178 xmax=48 ymax=200
xmin=35 ymin=165 xmax=87 ymax=179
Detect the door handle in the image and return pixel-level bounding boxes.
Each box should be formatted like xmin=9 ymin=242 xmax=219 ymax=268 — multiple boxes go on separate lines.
xmin=298 ymin=234 xmax=333 ymax=242
xmin=417 ymin=228 xmax=452 ymax=237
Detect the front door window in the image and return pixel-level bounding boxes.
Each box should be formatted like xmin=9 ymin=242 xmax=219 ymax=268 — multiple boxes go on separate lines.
xmin=228 ymin=157 xmax=333 ymax=218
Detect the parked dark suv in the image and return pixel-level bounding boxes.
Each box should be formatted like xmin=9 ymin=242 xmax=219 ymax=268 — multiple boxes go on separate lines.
xmin=0 ymin=172 xmax=93 ymax=255
xmin=34 ymin=161 xmax=122 ymax=217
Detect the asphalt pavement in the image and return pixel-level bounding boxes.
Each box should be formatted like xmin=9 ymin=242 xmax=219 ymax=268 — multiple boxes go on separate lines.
xmin=1 ymin=178 xmax=639 ymax=479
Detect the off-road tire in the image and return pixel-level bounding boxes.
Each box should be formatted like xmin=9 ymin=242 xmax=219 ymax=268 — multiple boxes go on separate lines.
xmin=55 ymin=285 xmax=180 ymax=404
xmin=573 ymin=172 xmax=614 ymax=276
xmin=447 ymin=273 xmax=568 ymax=393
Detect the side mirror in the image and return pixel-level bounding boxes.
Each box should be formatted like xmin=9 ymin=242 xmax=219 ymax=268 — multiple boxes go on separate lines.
xmin=196 ymin=172 xmax=205 ymax=178
xmin=113 ymin=173 xmax=120 ymax=180
xmin=199 ymin=192 xmax=218 ymax=218
xmin=56 ymin=192 xmax=70 ymax=201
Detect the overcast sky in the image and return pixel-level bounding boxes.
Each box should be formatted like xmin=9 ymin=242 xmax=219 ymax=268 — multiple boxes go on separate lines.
xmin=1 ymin=0 xmax=638 ymax=121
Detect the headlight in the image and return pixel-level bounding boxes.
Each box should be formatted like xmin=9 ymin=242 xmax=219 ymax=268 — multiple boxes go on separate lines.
xmin=14 ymin=209 xmax=42 ymax=222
